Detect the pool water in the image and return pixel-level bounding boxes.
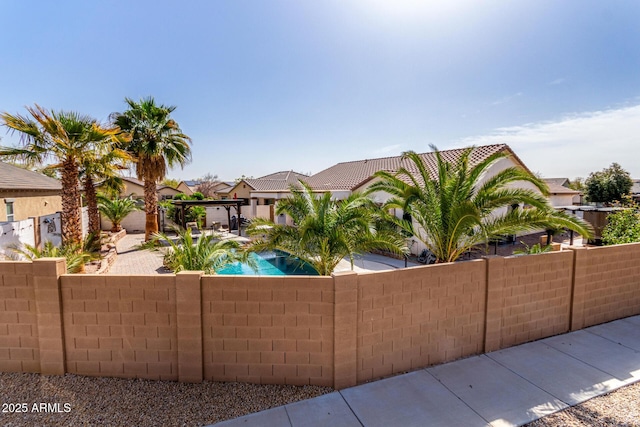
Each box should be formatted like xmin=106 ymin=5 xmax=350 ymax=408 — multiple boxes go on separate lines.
xmin=217 ymin=251 xmax=318 ymax=276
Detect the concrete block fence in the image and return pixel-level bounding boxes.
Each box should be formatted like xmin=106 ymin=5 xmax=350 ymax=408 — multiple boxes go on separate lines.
xmin=2 ymin=243 xmax=640 ymax=389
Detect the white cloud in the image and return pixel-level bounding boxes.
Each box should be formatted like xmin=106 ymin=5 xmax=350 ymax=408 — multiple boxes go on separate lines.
xmin=491 ymin=92 xmax=523 ymax=106
xmin=459 ymin=104 xmax=640 ymax=178
xmin=549 ymin=78 xmax=565 ymax=85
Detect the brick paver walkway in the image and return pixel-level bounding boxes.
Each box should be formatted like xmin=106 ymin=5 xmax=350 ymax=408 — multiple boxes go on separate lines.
xmin=107 ymin=233 xmax=169 ymax=274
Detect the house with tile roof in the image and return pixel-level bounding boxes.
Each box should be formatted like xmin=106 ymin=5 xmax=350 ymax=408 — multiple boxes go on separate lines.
xmin=213 ymin=171 xmax=309 ymax=222
xmin=542 ymin=178 xmax=581 ymax=206
xmin=177 ymin=180 xmax=202 ymax=195
xmin=305 ymin=144 xmax=537 ymax=202
xmin=119 ymin=177 xmax=182 ymax=201
xmin=0 ymin=161 xmax=62 ymax=222
xmin=297 ymin=144 xmax=546 ymax=254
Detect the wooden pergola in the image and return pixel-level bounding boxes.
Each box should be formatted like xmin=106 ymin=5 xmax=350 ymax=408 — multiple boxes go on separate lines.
xmin=170 ymin=199 xmax=250 ymax=236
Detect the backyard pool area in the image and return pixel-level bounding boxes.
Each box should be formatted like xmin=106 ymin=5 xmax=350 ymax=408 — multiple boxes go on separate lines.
xmin=217 ymin=250 xmax=319 ymax=276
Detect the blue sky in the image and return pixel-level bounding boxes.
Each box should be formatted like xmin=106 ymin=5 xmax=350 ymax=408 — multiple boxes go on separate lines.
xmin=1 ymin=0 xmax=640 ymax=181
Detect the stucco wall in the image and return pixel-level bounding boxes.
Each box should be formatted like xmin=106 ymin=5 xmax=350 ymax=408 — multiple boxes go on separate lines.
xmin=0 ymin=192 xmax=62 ymax=222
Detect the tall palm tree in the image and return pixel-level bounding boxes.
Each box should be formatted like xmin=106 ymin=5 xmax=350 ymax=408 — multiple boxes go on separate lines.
xmin=80 ymin=146 xmax=131 ymax=235
xmin=112 ymin=97 xmax=191 ymax=240
xmin=367 ymin=146 xmax=593 ymax=263
xmin=248 ymin=182 xmax=407 ymax=275
xmin=0 ymin=105 xmax=124 ymax=246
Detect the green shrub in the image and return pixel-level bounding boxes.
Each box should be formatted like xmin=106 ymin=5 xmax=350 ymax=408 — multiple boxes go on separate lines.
xmin=513 ymin=242 xmax=552 ymax=255
xmin=602 ymin=209 xmax=640 ymax=245
xmin=10 ymin=241 xmax=93 ymax=273
xmin=150 ymin=228 xmax=254 ymax=274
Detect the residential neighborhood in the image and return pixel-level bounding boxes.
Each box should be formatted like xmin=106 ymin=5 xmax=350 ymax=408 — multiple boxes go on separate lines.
xmin=2 ymin=1 xmax=640 ymax=426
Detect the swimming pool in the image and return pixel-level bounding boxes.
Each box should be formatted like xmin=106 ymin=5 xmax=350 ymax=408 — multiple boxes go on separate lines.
xmin=216 ymin=251 xmax=318 ymax=276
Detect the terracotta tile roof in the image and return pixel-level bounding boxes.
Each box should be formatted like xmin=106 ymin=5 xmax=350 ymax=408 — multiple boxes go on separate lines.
xmin=305 ymin=144 xmax=513 ymax=191
xmin=120 ymin=177 xmax=176 ymax=192
xmin=543 ymin=178 xmax=570 ymax=187
xmin=245 ymin=171 xmax=309 ymax=192
xmin=545 ymin=182 xmax=580 ymax=195
xmin=0 ymin=161 xmax=61 ymax=191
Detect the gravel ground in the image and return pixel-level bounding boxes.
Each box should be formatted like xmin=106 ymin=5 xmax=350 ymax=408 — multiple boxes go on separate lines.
xmin=525 ymin=381 xmax=640 ymax=427
xmin=0 ymin=372 xmax=332 ymax=427
xmin=2 ymin=371 xmax=638 ymax=426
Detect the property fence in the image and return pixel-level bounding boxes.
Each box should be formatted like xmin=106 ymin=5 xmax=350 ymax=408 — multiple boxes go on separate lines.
xmin=1 ymin=209 xmax=90 ymax=260
xmin=0 ymin=219 xmax=36 ymax=260
xmin=1 ymin=243 xmax=640 ymax=389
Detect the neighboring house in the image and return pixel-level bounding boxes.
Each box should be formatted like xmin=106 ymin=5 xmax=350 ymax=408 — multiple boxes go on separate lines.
xmin=208 ymin=171 xmax=308 ymax=224
xmin=542 ymin=179 xmax=581 ymax=207
xmin=120 ymin=177 xmax=181 ymax=200
xmin=543 ymin=177 xmax=571 ymax=188
xmin=214 ymin=182 xmax=235 ymax=199
xmin=177 ymin=180 xmax=202 ymax=196
xmin=0 ymin=161 xmax=62 ymax=222
xmin=226 ymin=171 xmax=308 ymax=200
xmin=305 ymin=144 xmax=535 ymax=201
xmin=301 ymin=144 xmax=545 ymax=254
xmin=631 ymin=180 xmax=640 ymax=203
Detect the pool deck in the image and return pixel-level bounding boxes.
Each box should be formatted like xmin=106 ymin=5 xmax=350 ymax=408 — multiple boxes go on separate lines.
xmin=107 ymin=233 xmax=420 ymax=275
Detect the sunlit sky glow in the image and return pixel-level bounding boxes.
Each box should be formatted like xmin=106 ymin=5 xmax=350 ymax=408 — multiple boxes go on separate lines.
xmin=1 ymin=0 xmax=639 ymax=181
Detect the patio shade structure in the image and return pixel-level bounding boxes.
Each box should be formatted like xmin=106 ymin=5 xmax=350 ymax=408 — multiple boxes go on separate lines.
xmin=170 ymin=198 xmax=250 ymax=236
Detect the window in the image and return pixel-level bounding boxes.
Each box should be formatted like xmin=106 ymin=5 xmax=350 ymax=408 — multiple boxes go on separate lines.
xmin=6 ymin=201 xmax=14 ymax=222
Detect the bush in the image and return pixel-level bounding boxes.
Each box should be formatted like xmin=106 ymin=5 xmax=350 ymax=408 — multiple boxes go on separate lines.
xmin=585 ymin=163 xmax=633 ymax=205
xmin=150 ymin=228 xmax=253 ymax=274
xmin=602 ymin=209 xmax=640 ymax=245
xmin=513 ymin=242 xmax=552 ymax=255
xmin=10 ymin=241 xmax=95 ymax=274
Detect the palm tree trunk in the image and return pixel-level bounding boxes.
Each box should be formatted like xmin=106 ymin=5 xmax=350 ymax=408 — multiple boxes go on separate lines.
xmin=84 ymin=175 xmax=101 ymax=236
xmin=144 ymin=179 xmax=159 ymax=241
xmin=61 ymin=159 xmax=83 ymax=246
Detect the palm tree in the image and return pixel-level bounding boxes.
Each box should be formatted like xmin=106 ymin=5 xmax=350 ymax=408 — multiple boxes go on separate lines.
xmin=80 ymin=143 xmax=131 ymax=235
xmin=367 ymin=146 xmax=593 ymax=263
xmin=111 ymin=97 xmax=191 ymax=241
xmin=10 ymin=238 xmax=99 ymax=274
xmin=98 ymin=195 xmax=140 ymax=232
xmin=0 ymin=105 xmax=124 ymax=246
xmin=247 ymin=181 xmax=407 ymax=275
xmin=152 ymin=228 xmax=249 ymax=274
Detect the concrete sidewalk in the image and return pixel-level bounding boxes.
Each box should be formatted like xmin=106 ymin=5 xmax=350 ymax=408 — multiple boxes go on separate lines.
xmin=212 ymin=315 xmax=640 ymax=427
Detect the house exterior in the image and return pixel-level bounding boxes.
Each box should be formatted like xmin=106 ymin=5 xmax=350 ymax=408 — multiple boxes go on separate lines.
xmin=631 ymin=180 xmax=640 ymax=203
xmin=305 ymin=144 xmax=536 ymax=200
xmin=542 ymin=178 xmax=581 ymax=207
xmin=0 ymin=162 xmax=62 ymax=222
xmin=120 ymin=177 xmax=181 ymax=200
xmin=177 ymin=180 xmax=202 ymax=196
xmin=221 ymin=171 xmax=309 ymax=221
xmin=300 ymin=144 xmax=546 ymax=254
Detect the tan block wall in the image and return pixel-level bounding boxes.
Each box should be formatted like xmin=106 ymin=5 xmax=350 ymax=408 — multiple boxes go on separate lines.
xmin=61 ymin=275 xmax=178 ymax=380
xmin=485 ymin=252 xmax=573 ymax=352
xmin=356 ymin=261 xmax=486 ymax=383
xmin=0 ymin=262 xmax=39 ymax=373
xmin=572 ymin=243 xmax=640 ymax=329
xmin=4 ymin=246 xmax=640 ymax=388
xmin=0 ymin=192 xmax=62 ymax=222
xmin=201 ymin=275 xmax=334 ymax=386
